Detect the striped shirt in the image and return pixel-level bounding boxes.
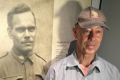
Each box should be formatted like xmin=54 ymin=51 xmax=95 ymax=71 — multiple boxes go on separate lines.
xmin=45 ymin=52 xmax=120 ymax=80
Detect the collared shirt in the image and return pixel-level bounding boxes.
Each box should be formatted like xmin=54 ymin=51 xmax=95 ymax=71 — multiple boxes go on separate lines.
xmin=45 ymin=52 xmax=120 ymax=80
xmin=0 ymin=50 xmax=47 ymax=80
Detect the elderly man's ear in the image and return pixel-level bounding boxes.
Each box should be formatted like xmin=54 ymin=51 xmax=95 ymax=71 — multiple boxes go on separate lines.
xmin=72 ymin=27 xmax=77 ymax=39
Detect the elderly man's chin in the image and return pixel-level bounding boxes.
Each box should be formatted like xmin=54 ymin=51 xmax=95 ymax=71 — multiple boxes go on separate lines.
xmin=85 ymin=48 xmax=97 ymax=55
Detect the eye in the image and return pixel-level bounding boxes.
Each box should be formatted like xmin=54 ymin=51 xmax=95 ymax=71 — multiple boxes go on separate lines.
xmin=16 ymin=27 xmax=25 ymax=33
xmin=96 ymin=29 xmax=103 ymax=34
xmin=28 ymin=26 xmax=36 ymax=32
xmin=83 ymin=29 xmax=91 ymax=36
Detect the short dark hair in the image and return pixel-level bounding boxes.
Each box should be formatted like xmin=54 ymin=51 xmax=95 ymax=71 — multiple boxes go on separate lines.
xmin=7 ymin=3 xmax=36 ymax=28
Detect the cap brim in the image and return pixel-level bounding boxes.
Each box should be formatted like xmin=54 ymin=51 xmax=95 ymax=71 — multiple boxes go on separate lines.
xmin=78 ymin=21 xmax=109 ymax=30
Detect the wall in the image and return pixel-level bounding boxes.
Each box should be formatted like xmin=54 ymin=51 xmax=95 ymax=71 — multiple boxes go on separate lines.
xmin=52 ymin=0 xmax=91 ymax=63
xmin=98 ymin=0 xmax=120 ymax=70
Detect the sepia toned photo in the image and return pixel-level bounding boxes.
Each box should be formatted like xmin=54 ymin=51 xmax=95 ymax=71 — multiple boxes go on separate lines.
xmin=0 ymin=0 xmax=53 ymax=80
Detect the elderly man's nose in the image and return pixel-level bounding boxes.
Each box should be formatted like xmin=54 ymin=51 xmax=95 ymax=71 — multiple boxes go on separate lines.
xmin=88 ymin=31 xmax=95 ymax=40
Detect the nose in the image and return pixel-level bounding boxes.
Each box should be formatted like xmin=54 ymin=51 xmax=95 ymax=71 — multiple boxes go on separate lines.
xmin=24 ymin=29 xmax=30 ymax=39
xmin=88 ymin=31 xmax=95 ymax=41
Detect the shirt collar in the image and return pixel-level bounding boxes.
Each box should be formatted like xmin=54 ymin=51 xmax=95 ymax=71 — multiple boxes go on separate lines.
xmin=66 ymin=52 xmax=102 ymax=72
xmin=66 ymin=51 xmax=80 ymax=68
xmin=10 ymin=49 xmax=34 ymax=64
xmin=91 ymin=56 xmax=103 ymax=72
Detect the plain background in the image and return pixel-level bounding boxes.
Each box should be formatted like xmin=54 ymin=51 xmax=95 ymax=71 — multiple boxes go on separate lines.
xmin=98 ymin=0 xmax=120 ymax=70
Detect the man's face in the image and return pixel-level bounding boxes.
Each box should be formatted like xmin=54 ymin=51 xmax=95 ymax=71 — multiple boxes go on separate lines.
xmin=73 ymin=26 xmax=104 ymax=55
xmin=8 ymin=11 xmax=36 ymax=53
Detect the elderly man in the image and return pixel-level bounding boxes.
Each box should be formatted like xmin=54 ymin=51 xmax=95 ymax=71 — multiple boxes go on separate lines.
xmin=45 ymin=6 xmax=120 ymax=80
xmin=0 ymin=4 xmax=46 ymax=80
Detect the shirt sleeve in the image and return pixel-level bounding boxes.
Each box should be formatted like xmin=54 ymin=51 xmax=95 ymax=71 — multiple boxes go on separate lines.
xmin=44 ymin=67 xmax=55 ymax=80
xmin=115 ymin=69 xmax=120 ymax=80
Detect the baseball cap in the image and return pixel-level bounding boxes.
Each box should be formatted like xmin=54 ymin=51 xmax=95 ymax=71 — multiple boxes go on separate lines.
xmin=76 ymin=6 xmax=109 ymax=30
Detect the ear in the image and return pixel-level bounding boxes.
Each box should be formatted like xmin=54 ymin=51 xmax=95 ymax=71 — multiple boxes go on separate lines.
xmin=7 ymin=27 xmax=13 ymax=39
xmin=72 ymin=27 xmax=77 ymax=39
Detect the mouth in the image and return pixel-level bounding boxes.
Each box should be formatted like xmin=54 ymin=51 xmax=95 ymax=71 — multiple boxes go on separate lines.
xmin=22 ymin=41 xmax=33 ymax=46
xmin=87 ymin=45 xmax=95 ymax=49
xmin=86 ymin=43 xmax=95 ymax=49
